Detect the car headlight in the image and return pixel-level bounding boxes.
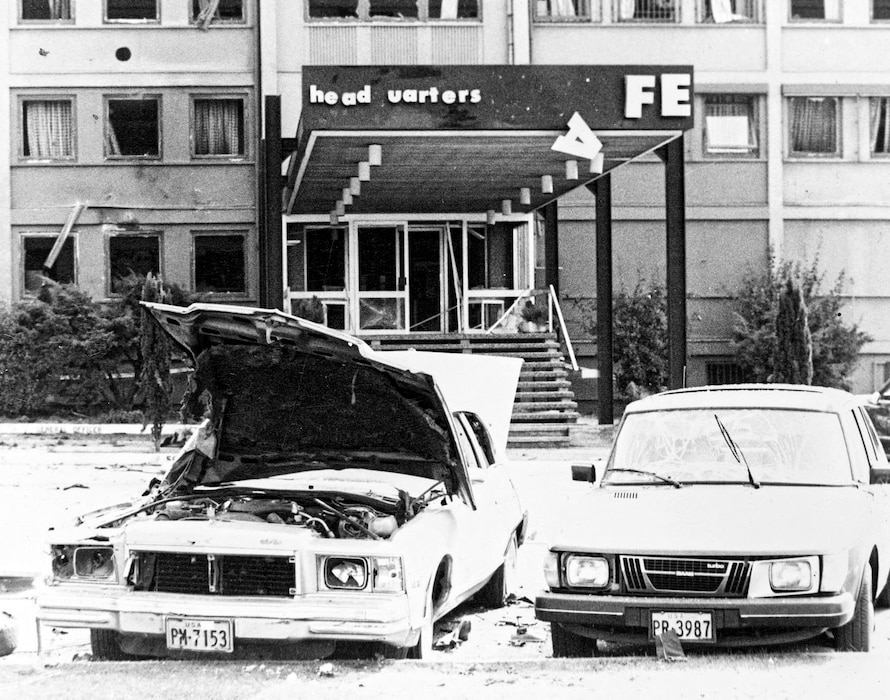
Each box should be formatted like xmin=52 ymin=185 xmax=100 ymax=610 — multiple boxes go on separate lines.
xmin=770 ymin=559 xmax=814 ymax=592
xmin=51 ymin=545 xmax=75 ymax=579
xmin=373 ymin=557 xmax=404 ymax=593
xmin=322 ymin=556 xmax=368 ymax=590
xmin=73 ymin=546 xmax=116 ymax=579
xmin=564 ymin=554 xmax=610 ymax=588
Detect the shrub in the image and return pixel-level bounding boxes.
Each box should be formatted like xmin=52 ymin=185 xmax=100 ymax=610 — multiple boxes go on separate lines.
xmin=573 ymin=280 xmax=669 ymax=400
xmin=520 ymin=300 xmax=548 ymax=325
xmin=772 ymin=278 xmax=813 ymax=385
xmin=732 ymin=256 xmax=870 ymax=390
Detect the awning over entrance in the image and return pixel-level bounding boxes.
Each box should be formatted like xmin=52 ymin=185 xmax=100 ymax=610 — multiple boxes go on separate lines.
xmin=283 ymin=65 xmax=694 ymax=217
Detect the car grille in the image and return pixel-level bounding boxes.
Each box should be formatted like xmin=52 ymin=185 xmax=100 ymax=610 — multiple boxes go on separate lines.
xmin=131 ymin=552 xmax=297 ymax=597
xmin=621 ymin=556 xmax=750 ymax=596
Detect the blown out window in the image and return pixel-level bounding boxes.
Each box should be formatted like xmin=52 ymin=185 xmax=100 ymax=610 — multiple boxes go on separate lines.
xmin=191 ymin=0 xmax=244 ymax=23
xmin=23 ymin=235 xmax=76 ymax=294
xmin=194 ymin=233 xmax=246 ymax=294
xmin=105 ymin=97 xmax=160 ymax=158
xmin=307 ymin=0 xmax=479 ymax=19
xmin=108 ymin=234 xmax=161 ymax=294
xmin=21 ymin=0 xmax=72 ymax=21
xmin=105 ymin=0 xmax=158 ymax=21
xmin=703 ymin=94 xmax=760 ymax=156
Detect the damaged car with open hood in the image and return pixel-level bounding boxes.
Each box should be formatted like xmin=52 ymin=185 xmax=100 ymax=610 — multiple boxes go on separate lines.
xmin=37 ymin=303 xmax=527 ymax=660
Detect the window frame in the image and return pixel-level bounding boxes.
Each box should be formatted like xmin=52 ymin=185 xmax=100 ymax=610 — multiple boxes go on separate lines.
xmin=192 ymin=230 xmax=249 ymax=297
xmin=18 ymin=95 xmax=77 ymax=163
xmin=18 ymin=0 xmax=75 ymax=23
xmin=612 ymin=0 xmax=681 ymax=23
xmin=189 ymin=94 xmax=248 ymax=160
xmin=305 ymin=0 xmax=483 ymax=22
xmin=189 ymin=0 xmax=247 ymax=25
xmin=788 ymin=0 xmax=843 ymax=23
xmin=532 ymin=0 xmax=597 ymax=22
xmin=103 ymin=94 xmax=162 ymax=161
xmin=695 ymin=0 xmax=762 ymax=23
xmin=21 ymin=232 xmax=79 ymax=297
xmin=104 ymin=0 xmax=159 ymax=23
xmin=700 ymin=93 xmax=763 ymax=160
xmin=105 ymin=231 xmax=163 ymax=297
xmin=872 ymin=0 xmax=890 ymax=21
xmin=786 ymin=95 xmax=842 ymax=160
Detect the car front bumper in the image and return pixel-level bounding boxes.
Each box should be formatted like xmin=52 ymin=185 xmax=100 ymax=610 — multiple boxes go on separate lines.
xmin=38 ymin=584 xmax=417 ymax=648
xmin=535 ymin=591 xmax=856 ymax=644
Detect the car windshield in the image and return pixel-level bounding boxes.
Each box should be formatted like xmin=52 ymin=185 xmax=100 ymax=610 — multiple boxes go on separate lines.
xmin=605 ymin=408 xmax=852 ymax=486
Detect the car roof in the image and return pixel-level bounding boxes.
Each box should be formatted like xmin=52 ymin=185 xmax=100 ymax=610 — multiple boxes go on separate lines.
xmin=625 ymin=384 xmax=859 ymax=414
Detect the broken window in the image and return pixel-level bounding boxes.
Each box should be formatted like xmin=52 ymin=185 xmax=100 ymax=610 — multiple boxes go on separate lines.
xmin=534 ymin=0 xmax=592 ymax=20
xmin=467 ymin=224 xmax=514 ymax=290
xmin=287 ymin=226 xmax=347 ymax=292
xmin=194 ymin=233 xmax=246 ymax=294
xmin=789 ymin=0 xmax=841 ymax=21
xmin=108 ymin=234 xmax=161 ymax=294
xmin=429 ymin=0 xmax=479 ymax=18
xmin=307 ymin=0 xmax=479 ymax=20
xmin=22 ymin=99 xmax=74 ymax=159
xmin=193 ymin=98 xmax=245 ymax=157
xmin=191 ymin=0 xmax=244 ymax=23
xmin=23 ymin=235 xmax=76 ymax=294
xmin=105 ymin=97 xmax=160 ymax=158
xmin=369 ymin=0 xmax=419 ymax=18
xmin=21 ymin=0 xmax=72 ymax=21
xmin=105 ymin=0 xmax=158 ymax=21
xmin=703 ymin=94 xmax=760 ymax=157
xmin=308 ymin=0 xmax=360 ymax=18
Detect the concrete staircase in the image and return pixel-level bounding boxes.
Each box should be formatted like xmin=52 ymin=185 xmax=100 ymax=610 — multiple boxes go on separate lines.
xmin=364 ymin=333 xmax=579 ymax=447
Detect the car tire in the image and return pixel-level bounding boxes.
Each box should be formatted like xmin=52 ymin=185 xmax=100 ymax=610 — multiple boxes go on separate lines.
xmin=550 ymin=622 xmax=598 ymax=658
xmin=477 ymin=533 xmax=519 ymax=609
xmin=90 ymin=629 xmax=134 ymax=661
xmin=876 ymin=572 xmax=890 ymax=609
xmin=834 ymin=563 xmax=874 ymax=652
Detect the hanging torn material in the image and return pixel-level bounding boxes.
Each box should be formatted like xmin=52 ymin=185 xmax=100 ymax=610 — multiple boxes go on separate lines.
xmin=196 ymin=0 xmax=221 ymax=30
xmin=44 ymin=203 xmax=86 ymax=273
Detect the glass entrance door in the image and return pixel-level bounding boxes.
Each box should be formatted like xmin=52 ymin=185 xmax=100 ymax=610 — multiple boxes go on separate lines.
xmin=355 ymin=224 xmax=407 ymax=331
xmin=408 ymin=228 xmax=444 ymax=332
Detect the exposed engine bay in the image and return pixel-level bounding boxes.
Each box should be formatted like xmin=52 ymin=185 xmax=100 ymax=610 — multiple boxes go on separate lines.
xmin=138 ymin=488 xmax=432 ymax=540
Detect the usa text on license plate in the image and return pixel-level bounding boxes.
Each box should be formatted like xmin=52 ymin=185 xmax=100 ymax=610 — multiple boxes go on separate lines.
xmin=165 ymin=617 xmax=233 ymax=652
xmin=650 ymin=611 xmax=714 ymax=641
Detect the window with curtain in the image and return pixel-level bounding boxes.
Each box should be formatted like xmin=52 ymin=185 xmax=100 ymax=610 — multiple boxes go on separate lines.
xmin=22 ymin=99 xmax=74 ymax=159
xmin=105 ymin=97 xmax=160 ymax=158
xmin=194 ymin=234 xmax=246 ymax=294
xmin=615 ymin=0 xmax=678 ymax=21
xmin=534 ymin=0 xmax=592 ymax=20
xmin=704 ymin=95 xmax=759 ymax=156
xmin=789 ymin=97 xmax=839 ymax=156
xmin=105 ymin=0 xmax=158 ymax=21
xmin=193 ymin=98 xmax=244 ymax=157
xmin=23 ymin=236 xmax=76 ymax=294
xmin=191 ymin=0 xmax=244 ymax=23
xmin=21 ymin=0 xmax=72 ymax=20
xmin=870 ymin=98 xmax=890 ymax=156
xmin=874 ymin=0 xmax=890 ymax=20
xmin=698 ymin=0 xmax=760 ymax=23
xmin=790 ymin=0 xmax=841 ymax=20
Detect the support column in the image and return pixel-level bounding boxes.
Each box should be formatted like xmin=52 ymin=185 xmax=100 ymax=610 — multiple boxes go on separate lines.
xmin=657 ymin=135 xmax=688 ymax=390
xmin=590 ymin=177 xmax=614 ymax=425
xmin=262 ymin=95 xmax=284 ymax=310
xmin=543 ymin=200 xmax=559 ymax=299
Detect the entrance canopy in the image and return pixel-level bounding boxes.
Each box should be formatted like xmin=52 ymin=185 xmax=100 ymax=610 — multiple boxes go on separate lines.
xmin=284 ymin=65 xmax=694 ymax=217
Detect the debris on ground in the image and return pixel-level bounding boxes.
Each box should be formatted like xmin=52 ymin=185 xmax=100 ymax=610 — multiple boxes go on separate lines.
xmin=0 ymin=611 xmax=18 ymax=656
xmin=318 ymin=662 xmax=335 ymax=677
xmin=434 ymin=619 xmax=472 ymax=650
xmin=508 ymin=625 xmax=546 ymax=646
xmin=61 ymin=483 xmax=89 ymax=490
xmin=655 ymin=631 xmax=686 ymax=662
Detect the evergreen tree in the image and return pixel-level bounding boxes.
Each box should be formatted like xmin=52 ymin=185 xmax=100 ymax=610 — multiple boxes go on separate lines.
xmin=773 ymin=278 xmax=813 ymax=385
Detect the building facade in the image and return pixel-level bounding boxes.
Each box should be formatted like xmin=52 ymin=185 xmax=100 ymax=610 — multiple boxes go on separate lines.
xmin=4 ymin=0 xmax=890 ymax=404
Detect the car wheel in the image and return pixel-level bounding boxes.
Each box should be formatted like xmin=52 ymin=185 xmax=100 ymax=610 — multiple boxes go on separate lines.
xmin=90 ymin=629 xmax=134 ymax=661
xmin=550 ymin=622 xmax=598 ymax=658
xmin=834 ymin=563 xmax=874 ymax=652
xmin=477 ymin=533 xmax=519 ymax=609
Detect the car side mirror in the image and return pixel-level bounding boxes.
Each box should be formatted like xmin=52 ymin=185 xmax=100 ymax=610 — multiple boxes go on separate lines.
xmin=870 ymin=467 xmax=890 ymax=485
xmin=571 ymin=463 xmax=596 ymax=483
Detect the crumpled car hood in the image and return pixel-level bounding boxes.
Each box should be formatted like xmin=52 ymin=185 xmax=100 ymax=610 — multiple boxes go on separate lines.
xmin=143 ymin=303 xmax=518 ymax=495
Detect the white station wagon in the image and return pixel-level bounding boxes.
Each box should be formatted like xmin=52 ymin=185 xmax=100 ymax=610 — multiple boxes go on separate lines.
xmin=536 ymin=385 xmax=890 ymax=655
xmin=38 ymin=303 xmax=526 ymax=659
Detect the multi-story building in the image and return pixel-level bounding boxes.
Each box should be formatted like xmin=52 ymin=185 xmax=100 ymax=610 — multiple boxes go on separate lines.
xmin=5 ymin=0 xmax=890 ymax=418
xmin=2 ymin=0 xmax=259 ymax=305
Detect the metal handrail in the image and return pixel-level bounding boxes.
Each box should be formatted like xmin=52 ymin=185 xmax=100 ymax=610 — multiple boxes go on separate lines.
xmin=549 ymin=284 xmax=579 ymax=372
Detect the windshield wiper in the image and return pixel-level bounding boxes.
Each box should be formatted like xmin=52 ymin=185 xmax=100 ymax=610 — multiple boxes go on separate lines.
xmin=605 ymin=468 xmax=682 ymax=488
xmin=714 ymin=413 xmax=760 ymax=488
